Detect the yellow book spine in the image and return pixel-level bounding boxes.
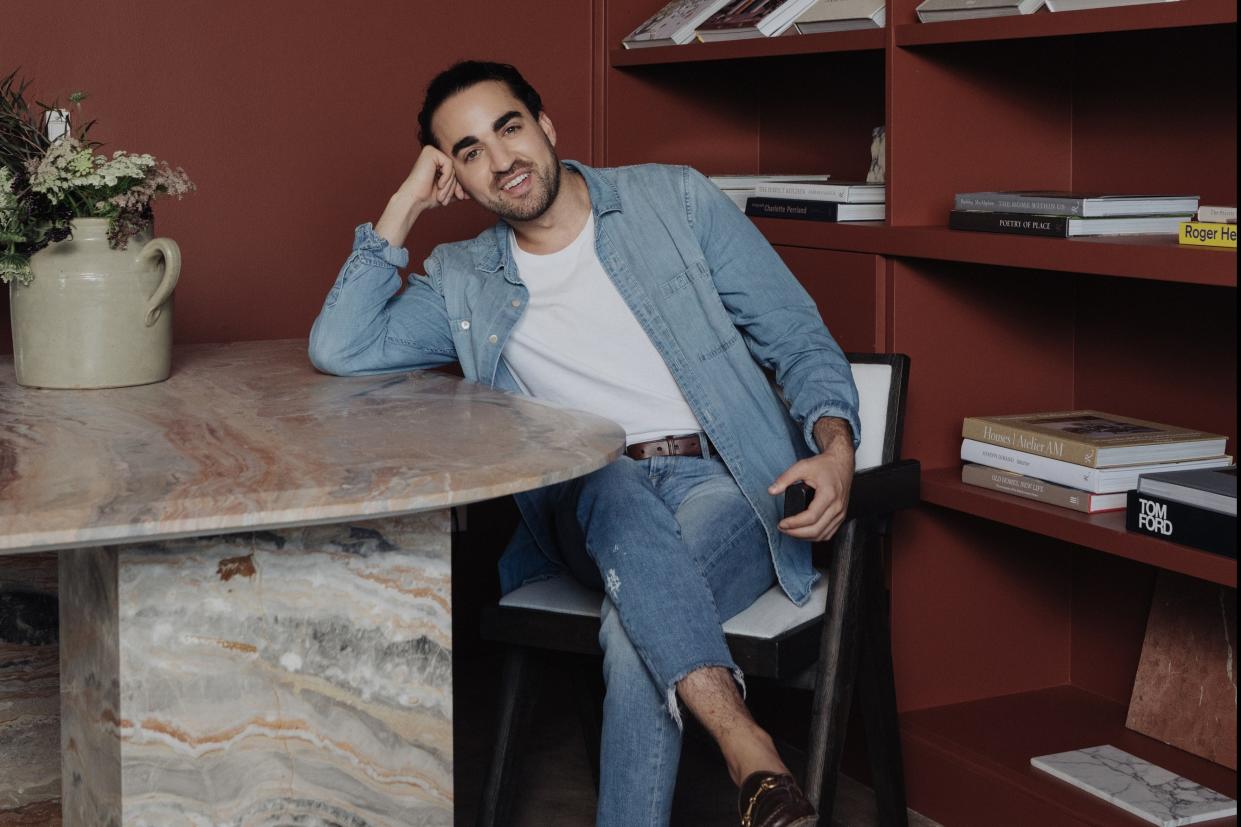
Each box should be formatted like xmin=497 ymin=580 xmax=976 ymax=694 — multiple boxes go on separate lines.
xmin=1178 ymin=221 xmax=1238 ymax=248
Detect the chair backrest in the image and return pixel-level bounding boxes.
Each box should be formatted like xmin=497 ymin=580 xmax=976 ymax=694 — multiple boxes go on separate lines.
xmin=846 ymin=353 xmax=909 ymax=472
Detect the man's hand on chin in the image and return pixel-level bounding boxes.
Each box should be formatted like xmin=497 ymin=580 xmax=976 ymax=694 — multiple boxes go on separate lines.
xmin=768 ymin=417 xmax=856 ymax=542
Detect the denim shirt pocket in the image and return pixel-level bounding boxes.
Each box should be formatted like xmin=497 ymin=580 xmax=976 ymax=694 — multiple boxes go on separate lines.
xmin=449 ymin=316 xmax=475 ymax=366
xmin=658 ymin=259 xmax=741 ymax=362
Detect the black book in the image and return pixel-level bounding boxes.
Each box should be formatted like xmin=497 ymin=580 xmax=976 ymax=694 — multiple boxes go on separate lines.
xmin=745 ymin=197 xmax=885 ymax=222
xmin=1126 ymin=490 xmax=1237 ymax=558
xmin=948 ymin=209 xmax=1189 ymax=238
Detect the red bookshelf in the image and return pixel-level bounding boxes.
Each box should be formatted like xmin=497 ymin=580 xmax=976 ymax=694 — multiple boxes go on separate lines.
xmin=895 ymin=0 xmax=1236 ymax=45
xmin=753 ymin=220 xmax=1239 ymax=285
xmin=597 ymin=1 xmax=1237 ymax=823
xmin=921 ymin=467 xmax=1237 ymax=587
xmin=611 ymin=29 xmax=885 ymax=66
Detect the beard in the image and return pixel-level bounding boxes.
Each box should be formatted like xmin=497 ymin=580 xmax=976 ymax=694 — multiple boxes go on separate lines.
xmin=483 ymin=145 xmax=562 ymax=223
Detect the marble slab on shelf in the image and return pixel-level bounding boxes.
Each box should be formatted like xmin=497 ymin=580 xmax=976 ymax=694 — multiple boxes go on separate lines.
xmin=1031 ymin=745 xmax=1237 ymax=826
xmin=0 ymin=339 xmax=624 ymax=554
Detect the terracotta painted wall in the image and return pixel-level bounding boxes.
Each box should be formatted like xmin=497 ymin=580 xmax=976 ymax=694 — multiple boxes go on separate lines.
xmin=1 ymin=1 xmax=596 ymax=353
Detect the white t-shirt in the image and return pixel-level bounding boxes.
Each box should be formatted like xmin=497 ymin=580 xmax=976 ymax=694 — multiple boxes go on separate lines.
xmin=504 ymin=213 xmax=702 ymax=445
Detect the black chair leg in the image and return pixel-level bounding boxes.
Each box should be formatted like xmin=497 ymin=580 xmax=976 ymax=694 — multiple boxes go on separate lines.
xmin=859 ymin=544 xmax=909 ymax=827
xmin=802 ymin=521 xmax=865 ymax=821
xmin=573 ymin=658 xmax=604 ymax=793
xmin=478 ymin=645 xmax=542 ymax=827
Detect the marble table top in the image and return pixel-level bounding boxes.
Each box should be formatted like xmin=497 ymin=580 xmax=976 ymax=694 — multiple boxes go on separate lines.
xmin=0 ymin=339 xmax=625 ymax=554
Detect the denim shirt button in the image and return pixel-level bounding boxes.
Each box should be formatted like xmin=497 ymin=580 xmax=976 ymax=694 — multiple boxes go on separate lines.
xmin=460 ymin=320 xmax=470 ymax=330
xmin=511 ymin=299 xmax=522 ymax=308
xmin=488 ymin=334 xmax=499 ymax=344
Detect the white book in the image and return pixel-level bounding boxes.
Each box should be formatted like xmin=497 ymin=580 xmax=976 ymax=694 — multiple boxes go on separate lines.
xmin=623 ymin=0 xmax=734 ymax=47
xmin=697 ymin=0 xmax=821 ymax=40
xmin=916 ymin=0 xmax=1044 ymax=22
xmin=709 ymin=173 xmax=831 ymax=188
xmin=960 ymin=439 xmax=1234 ymax=494
xmin=1032 ymin=746 xmax=1236 ymax=826
xmin=1197 ymin=205 xmax=1237 ymax=223
xmin=794 ymin=0 xmax=886 ymax=31
xmin=753 ymin=180 xmax=886 ymax=203
xmin=1046 ymin=0 xmax=1176 ymax=11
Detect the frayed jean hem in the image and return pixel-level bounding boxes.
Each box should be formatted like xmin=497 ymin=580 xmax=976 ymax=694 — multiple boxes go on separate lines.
xmin=664 ymin=661 xmax=748 ymax=731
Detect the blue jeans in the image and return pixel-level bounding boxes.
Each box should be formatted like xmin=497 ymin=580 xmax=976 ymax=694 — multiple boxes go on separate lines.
xmin=546 ymin=453 xmax=777 ymax=827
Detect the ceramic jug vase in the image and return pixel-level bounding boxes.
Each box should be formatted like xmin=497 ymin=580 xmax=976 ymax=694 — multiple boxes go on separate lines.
xmin=9 ymin=218 xmax=181 ymax=388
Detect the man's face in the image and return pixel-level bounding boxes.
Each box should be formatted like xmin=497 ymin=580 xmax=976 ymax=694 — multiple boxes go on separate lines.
xmin=431 ymin=81 xmax=561 ymax=223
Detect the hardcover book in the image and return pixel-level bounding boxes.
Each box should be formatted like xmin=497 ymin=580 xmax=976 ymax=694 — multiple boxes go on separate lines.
xmin=1138 ymin=465 xmax=1236 ymax=515
xmin=753 ymin=180 xmax=886 ymax=203
xmin=950 ymin=210 xmax=1189 ymax=237
xmin=1197 ymin=205 xmax=1237 ymax=224
xmin=623 ymin=0 xmax=735 ymax=47
xmin=793 ymin=0 xmax=887 ymax=31
xmin=1126 ymin=490 xmax=1237 ymax=558
xmin=709 ymin=173 xmax=831 ymax=189
xmin=960 ymin=440 xmax=1233 ymax=494
xmin=1178 ymin=221 xmax=1238 ymax=248
xmin=1046 ymin=0 xmax=1177 ymax=11
xmin=1031 ymin=745 xmax=1236 ymax=826
xmin=961 ymin=463 xmax=1128 ymax=512
xmin=745 ymin=196 xmax=886 ymax=222
xmin=915 ymin=0 xmax=1044 ymax=22
xmin=953 ymin=191 xmax=1200 ymax=217
xmin=961 ymin=410 xmax=1228 ymax=468
xmin=696 ymin=0 xmax=820 ymax=39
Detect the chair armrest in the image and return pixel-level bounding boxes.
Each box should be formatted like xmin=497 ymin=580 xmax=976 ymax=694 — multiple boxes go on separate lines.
xmin=845 ymin=459 xmax=921 ymax=523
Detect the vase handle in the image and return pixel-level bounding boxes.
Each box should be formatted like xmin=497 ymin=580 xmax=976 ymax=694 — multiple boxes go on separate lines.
xmin=138 ymin=237 xmax=182 ymax=327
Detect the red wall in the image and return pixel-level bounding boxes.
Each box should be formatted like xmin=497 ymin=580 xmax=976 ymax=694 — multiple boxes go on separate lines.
xmin=2 ymin=1 xmax=595 ymax=353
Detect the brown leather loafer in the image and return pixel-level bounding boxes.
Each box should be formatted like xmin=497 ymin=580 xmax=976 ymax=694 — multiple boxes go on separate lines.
xmin=738 ymin=771 xmax=817 ymax=827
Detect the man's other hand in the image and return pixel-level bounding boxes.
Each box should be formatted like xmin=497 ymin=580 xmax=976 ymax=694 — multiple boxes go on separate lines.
xmin=768 ymin=418 xmax=855 ymax=542
xmin=375 ymin=145 xmax=469 ymax=246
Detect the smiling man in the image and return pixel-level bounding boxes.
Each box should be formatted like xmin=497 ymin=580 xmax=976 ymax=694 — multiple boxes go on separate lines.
xmin=309 ymin=61 xmax=860 ymax=827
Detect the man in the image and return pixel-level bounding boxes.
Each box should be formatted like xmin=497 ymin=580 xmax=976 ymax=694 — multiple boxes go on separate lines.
xmin=309 ymin=61 xmax=860 ymax=827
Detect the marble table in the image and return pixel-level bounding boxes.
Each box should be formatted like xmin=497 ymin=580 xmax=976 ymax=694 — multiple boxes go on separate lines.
xmin=0 ymin=339 xmax=624 ymax=826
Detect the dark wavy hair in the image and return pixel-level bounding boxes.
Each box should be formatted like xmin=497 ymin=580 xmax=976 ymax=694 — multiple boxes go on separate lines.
xmin=417 ymin=61 xmax=544 ymax=149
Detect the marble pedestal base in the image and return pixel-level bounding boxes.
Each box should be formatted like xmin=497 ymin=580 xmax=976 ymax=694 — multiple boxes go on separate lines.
xmin=59 ymin=512 xmax=453 ymax=827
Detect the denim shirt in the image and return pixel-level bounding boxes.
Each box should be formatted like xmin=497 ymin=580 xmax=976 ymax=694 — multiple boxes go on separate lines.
xmin=309 ymin=161 xmax=860 ymax=607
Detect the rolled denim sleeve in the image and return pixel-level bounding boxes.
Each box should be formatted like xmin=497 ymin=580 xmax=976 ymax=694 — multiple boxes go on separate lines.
xmin=308 ymin=223 xmax=457 ymax=376
xmin=682 ymin=167 xmax=861 ymax=453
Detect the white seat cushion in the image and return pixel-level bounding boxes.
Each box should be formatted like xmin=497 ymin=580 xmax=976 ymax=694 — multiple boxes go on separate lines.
xmin=499 ymin=571 xmax=829 ymax=641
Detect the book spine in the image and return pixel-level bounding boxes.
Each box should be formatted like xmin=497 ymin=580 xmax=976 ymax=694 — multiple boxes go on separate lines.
xmin=1178 ymin=221 xmax=1238 ymax=248
xmin=961 ymin=463 xmax=1102 ymax=512
xmin=961 ymin=440 xmax=1104 ymax=491
xmin=1197 ymin=206 xmax=1237 ymax=223
xmin=949 ymin=210 xmax=1070 ymax=238
xmin=1126 ymin=491 xmax=1238 ymax=558
xmin=954 ymin=194 xmax=1084 ymax=216
xmin=962 ymin=417 xmax=1099 ymax=466
xmin=745 ymin=197 xmax=842 ymax=221
xmin=754 ymin=183 xmax=870 ymax=201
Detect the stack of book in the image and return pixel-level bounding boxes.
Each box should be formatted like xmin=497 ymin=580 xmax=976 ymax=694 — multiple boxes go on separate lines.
xmin=1178 ymin=204 xmax=1237 ymax=249
xmin=709 ymin=173 xmax=832 ymax=211
xmin=1127 ymin=465 xmax=1236 ymax=557
xmin=949 ymin=191 xmax=1200 ymax=237
xmin=621 ymin=0 xmax=886 ymax=48
xmin=960 ymin=410 xmax=1232 ymax=514
xmin=744 ymin=179 xmax=886 ymax=222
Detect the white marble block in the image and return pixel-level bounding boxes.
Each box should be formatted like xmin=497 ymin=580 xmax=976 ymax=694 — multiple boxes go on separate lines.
xmin=59 ymin=512 xmax=453 ymax=827
xmin=1031 ymin=744 xmax=1237 ymax=827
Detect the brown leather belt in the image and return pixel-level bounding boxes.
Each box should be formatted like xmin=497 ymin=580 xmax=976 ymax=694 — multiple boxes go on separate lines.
xmin=625 ymin=433 xmax=715 ymax=461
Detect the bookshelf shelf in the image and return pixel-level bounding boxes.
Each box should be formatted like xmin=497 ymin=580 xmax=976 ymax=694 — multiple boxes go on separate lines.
xmin=754 ymin=220 xmax=1239 ymax=286
xmin=895 ymin=0 xmax=1237 ymax=46
xmin=601 ymin=1 xmax=1236 ymax=822
xmin=609 ymin=29 xmax=886 ymax=67
xmin=920 ymin=466 xmax=1237 ymax=587
xmin=901 ymin=685 xmax=1238 ymax=826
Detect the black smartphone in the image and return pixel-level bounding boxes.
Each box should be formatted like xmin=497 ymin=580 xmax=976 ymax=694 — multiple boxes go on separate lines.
xmin=783 ymin=482 xmax=814 ymax=519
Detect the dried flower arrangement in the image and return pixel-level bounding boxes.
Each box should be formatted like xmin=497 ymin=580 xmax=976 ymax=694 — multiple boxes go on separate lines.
xmin=1 ymin=70 xmax=194 ymax=285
